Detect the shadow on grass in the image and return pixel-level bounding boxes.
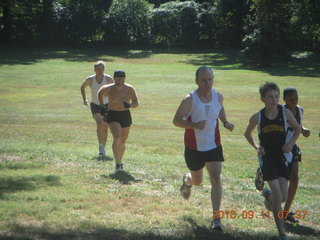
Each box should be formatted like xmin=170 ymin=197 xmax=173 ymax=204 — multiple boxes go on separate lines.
xmin=0 ymin=46 xmax=154 ymax=66
xmin=285 ymin=222 xmax=320 ymax=236
xmin=3 ymin=218 xmax=318 ymax=240
xmin=91 ymin=155 xmax=113 ymax=162
xmin=101 ymin=171 xmax=143 ymax=185
xmin=183 ymin=50 xmax=320 ymax=78
xmin=0 ymin=175 xmax=61 ymax=199
xmin=0 ymin=46 xmax=318 ymax=78
xmin=0 ymin=161 xmax=45 ymax=170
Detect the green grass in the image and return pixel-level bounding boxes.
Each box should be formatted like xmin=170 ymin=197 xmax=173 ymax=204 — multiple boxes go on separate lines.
xmin=0 ymin=46 xmax=319 ymax=240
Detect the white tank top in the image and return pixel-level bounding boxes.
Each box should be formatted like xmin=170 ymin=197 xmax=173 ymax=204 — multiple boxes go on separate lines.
xmin=184 ymin=89 xmax=222 ymax=151
xmin=91 ymin=74 xmax=109 ymax=105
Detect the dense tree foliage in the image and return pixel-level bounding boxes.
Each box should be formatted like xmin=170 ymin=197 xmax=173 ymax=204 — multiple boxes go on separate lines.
xmin=104 ymin=0 xmax=150 ymax=45
xmin=0 ymin=0 xmax=319 ymax=65
xmin=241 ymin=0 xmax=293 ymax=66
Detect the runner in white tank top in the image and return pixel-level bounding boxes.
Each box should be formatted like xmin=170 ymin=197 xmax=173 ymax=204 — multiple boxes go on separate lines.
xmin=185 ymin=89 xmax=222 ymax=151
xmin=91 ymin=74 xmax=109 ymax=105
xmin=173 ymin=66 xmax=234 ymax=231
xmin=80 ymin=61 xmax=114 ymax=157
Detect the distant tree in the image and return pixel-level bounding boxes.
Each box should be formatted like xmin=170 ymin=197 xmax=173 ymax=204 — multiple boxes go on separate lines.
xmin=241 ymin=0 xmax=293 ymax=66
xmin=1 ymin=1 xmax=11 ymax=43
xmin=290 ymin=0 xmax=320 ymax=52
xmin=40 ymin=0 xmax=54 ymax=41
xmin=150 ymin=7 xmax=179 ymax=47
xmin=104 ymin=0 xmax=150 ymax=45
xmin=215 ymin=0 xmax=250 ymax=47
xmin=150 ymin=1 xmax=200 ymax=47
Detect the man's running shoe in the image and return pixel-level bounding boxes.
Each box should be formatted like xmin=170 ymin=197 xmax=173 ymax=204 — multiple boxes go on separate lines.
xmin=115 ymin=163 xmax=124 ymax=172
xmin=262 ymin=188 xmax=272 ymax=211
xmin=210 ymin=218 xmax=223 ymax=232
xmin=284 ymin=212 xmax=299 ymax=224
xmin=279 ymin=234 xmax=288 ymax=240
xmin=180 ymin=174 xmax=192 ymax=199
xmin=255 ymin=167 xmax=264 ymax=191
xmin=98 ymin=144 xmax=106 ymax=156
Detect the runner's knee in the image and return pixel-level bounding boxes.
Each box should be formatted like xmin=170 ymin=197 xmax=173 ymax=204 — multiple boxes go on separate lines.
xmin=209 ymin=173 xmax=221 ymax=185
xmin=113 ymin=136 xmax=122 ymax=144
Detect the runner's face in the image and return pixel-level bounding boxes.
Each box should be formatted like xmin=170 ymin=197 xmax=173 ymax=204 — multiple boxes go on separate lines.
xmin=196 ymin=70 xmax=213 ymax=90
xmin=261 ymin=90 xmax=280 ymax=108
xmin=94 ymin=65 xmax=105 ymax=75
xmin=114 ymin=76 xmax=125 ymax=86
xmin=284 ymin=92 xmax=298 ymax=109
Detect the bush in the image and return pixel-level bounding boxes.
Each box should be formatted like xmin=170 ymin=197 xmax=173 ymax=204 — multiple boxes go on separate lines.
xmin=104 ymin=0 xmax=151 ymax=45
xmin=150 ymin=1 xmax=202 ymax=47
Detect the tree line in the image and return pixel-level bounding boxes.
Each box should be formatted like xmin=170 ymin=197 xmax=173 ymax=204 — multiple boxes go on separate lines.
xmin=1 ymin=0 xmax=319 ymax=66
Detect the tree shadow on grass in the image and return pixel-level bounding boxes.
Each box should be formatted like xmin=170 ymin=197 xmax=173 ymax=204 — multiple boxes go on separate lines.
xmin=183 ymin=50 xmax=320 ymax=78
xmin=101 ymin=171 xmax=143 ymax=185
xmin=1 ymin=45 xmax=319 ymax=78
xmin=0 ymin=46 xmax=154 ymax=66
xmin=91 ymin=154 xmax=113 ymax=162
xmin=3 ymin=218 xmax=317 ymax=240
xmin=0 ymin=175 xmax=61 ymax=199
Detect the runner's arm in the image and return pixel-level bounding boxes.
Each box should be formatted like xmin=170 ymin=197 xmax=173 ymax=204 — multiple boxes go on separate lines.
xmin=80 ymin=77 xmax=92 ymax=105
xmin=97 ymin=85 xmax=109 ymax=105
xmin=283 ymin=109 xmax=301 ymax=153
xmin=244 ymin=113 xmax=264 ymax=154
xmin=128 ymin=87 xmax=139 ymax=108
xmin=173 ymin=95 xmax=206 ymax=130
xmin=217 ymin=92 xmax=234 ymax=131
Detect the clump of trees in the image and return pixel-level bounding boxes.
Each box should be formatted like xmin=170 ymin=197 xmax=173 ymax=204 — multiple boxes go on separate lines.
xmin=1 ymin=0 xmax=319 ymax=66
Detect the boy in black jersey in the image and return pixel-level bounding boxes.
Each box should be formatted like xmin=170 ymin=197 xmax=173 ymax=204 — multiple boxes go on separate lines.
xmin=244 ymin=82 xmax=301 ymax=240
xmin=283 ymin=87 xmax=310 ymax=223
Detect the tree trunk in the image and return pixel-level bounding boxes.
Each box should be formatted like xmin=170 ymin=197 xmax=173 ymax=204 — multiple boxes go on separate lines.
xmin=2 ymin=4 xmax=11 ymax=43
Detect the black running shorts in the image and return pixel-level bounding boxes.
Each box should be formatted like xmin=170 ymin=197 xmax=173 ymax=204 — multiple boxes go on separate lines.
xmin=260 ymin=154 xmax=290 ymax=181
xmin=90 ymin=102 xmax=108 ymax=115
xmin=184 ymin=145 xmax=224 ymax=171
xmin=107 ymin=110 xmax=132 ymax=128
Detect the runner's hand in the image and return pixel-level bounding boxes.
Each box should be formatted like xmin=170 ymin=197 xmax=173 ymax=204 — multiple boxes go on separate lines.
xmin=100 ymin=104 xmax=108 ymax=115
xmin=224 ymin=122 xmax=234 ymax=132
xmin=256 ymin=146 xmax=265 ymax=155
xmin=282 ymin=143 xmax=293 ymax=153
xmin=195 ymin=120 xmax=206 ymax=130
xmin=123 ymin=102 xmax=131 ymax=108
xmin=302 ymin=128 xmax=310 ymax=137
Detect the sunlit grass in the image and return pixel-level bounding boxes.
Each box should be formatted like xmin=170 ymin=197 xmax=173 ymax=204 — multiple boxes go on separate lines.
xmin=0 ymin=47 xmax=319 ymax=239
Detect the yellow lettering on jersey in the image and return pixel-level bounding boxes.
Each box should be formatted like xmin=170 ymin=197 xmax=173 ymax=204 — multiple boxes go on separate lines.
xmin=261 ymin=124 xmax=284 ymax=134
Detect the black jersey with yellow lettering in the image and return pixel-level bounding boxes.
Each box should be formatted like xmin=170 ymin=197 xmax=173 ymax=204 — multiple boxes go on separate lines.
xmin=257 ymin=105 xmax=292 ymax=180
xmin=258 ymin=105 xmax=287 ymax=156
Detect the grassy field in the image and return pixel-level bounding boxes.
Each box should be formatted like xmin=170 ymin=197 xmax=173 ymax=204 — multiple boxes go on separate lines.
xmin=0 ymin=47 xmax=319 ymax=240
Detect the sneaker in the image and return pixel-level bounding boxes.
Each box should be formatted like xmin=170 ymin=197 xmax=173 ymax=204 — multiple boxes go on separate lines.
xmin=115 ymin=163 xmax=124 ymax=172
xmin=279 ymin=234 xmax=288 ymax=240
xmin=284 ymin=212 xmax=299 ymax=224
xmin=210 ymin=218 xmax=223 ymax=232
xmin=180 ymin=174 xmax=192 ymax=199
xmin=98 ymin=144 xmax=105 ymax=156
xmin=255 ymin=167 xmax=264 ymax=191
xmin=262 ymin=188 xmax=272 ymax=211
